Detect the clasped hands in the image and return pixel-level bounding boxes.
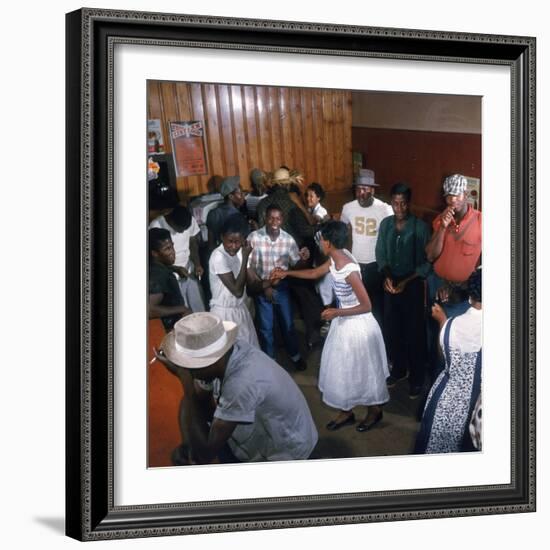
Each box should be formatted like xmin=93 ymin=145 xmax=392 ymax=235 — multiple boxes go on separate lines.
xmin=383 ymin=277 xmax=406 ymax=294
xmin=268 ymin=247 xmax=309 ymax=282
xmin=269 ymin=267 xmax=288 ymax=281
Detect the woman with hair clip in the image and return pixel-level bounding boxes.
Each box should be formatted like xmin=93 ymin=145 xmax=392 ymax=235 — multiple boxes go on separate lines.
xmin=271 ymin=220 xmax=389 ymax=432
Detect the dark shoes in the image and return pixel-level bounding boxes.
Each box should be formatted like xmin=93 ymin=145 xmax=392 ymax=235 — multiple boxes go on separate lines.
xmin=386 ymin=373 xmax=408 ymax=388
xmin=409 ymin=385 xmax=423 ymax=400
xmin=292 ymin=357 xmax=307 ymax=371
xmin=326 ymin=412 xmax=356 ymax=431
xmin=356 ymin=411 xmax=383 ymax=432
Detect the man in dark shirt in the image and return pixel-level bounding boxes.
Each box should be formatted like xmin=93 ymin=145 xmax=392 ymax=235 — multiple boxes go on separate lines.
xmin=375 ymin=183 xmax=431 ymax=398
xmin=149 ymin=227 xmax=191 ymax=330
xmin=206 ymin=176 xmax=248 ymax=250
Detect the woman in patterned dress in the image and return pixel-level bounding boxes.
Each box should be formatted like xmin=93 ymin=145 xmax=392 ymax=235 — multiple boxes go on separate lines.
xmin=271 ymin=221 xmax=389 ymax=432
xmin=415 ymin=267 xmax=482 ymax=454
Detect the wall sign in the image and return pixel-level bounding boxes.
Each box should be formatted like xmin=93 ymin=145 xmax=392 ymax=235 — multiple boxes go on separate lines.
xmin=169 ymin=120 xmax=208 ymax=176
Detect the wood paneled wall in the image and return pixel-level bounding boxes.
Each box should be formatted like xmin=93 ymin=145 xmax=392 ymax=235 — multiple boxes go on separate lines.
xmin=148 ymin=81 xmax=353 ymax=198
xmin=352 ymin=127 xmax=481 ymax=219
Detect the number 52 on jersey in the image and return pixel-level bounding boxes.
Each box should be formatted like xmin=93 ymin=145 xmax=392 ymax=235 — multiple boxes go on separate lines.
xmin=354 ymin=217 xmax=378 ymax=236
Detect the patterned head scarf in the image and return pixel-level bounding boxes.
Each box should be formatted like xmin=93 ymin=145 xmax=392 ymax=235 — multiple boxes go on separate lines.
xmin=443 ymin=174 xmax=468 ymax=196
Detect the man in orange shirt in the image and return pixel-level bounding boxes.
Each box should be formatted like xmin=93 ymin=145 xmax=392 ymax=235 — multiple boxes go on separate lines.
xmin=425 ymin=174 xmax=481 ymax=378
xmin=426 ymin=174 xmax=481 ymax=305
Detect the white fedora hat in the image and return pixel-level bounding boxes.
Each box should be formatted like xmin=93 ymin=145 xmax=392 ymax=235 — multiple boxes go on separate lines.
xmin=161 ymin=312 xmax=238 ymax=369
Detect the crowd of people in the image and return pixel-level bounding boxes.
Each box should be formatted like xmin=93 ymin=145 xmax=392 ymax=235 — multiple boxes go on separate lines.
xmin=148 ymin=166 xmax=483 ymax=465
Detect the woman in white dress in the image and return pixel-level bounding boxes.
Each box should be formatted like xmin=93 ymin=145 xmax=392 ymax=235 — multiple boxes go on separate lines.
xmin=271 ymin=221 xmax=389 ymax=431
xmin=209 ymin=214 xmax=259 ymax=348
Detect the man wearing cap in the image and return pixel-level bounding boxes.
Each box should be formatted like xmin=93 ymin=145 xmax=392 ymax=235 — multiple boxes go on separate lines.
xmin=425 ymin=174 xmax=481 ymax=380
xmin=154 ymin=312 xmax=318 ymax=464
xmin=340 ymin=169 xmax=393 ymax=326
xmin=206 ymin=176 xmax=248 ymax=250
xmin=425 ymin=173 xmax=481 ymax=314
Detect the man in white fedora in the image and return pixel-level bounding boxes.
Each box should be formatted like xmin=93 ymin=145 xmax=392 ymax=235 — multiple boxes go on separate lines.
xmin=154 ymin=312 xmax=318 ymax=464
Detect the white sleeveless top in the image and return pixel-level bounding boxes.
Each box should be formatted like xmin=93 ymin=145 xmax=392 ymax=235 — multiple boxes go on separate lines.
xmin=329 ymin=250 xmax=362 ymax=309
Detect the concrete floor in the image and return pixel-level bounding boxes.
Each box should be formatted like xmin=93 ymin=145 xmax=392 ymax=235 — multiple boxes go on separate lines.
xmin=276 ymin=320 xmax=428 ymax=460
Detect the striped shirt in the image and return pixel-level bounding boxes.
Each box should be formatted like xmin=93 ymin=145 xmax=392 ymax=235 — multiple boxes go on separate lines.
xmin=330 ymin=251 xmax=362 ymax=309
xmin=248 ymin=227 xmax=300 ymax=280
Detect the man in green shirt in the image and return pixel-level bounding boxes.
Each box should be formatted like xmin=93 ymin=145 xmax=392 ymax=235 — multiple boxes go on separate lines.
xmin=375 ymin=183 xmax=431 ymax=399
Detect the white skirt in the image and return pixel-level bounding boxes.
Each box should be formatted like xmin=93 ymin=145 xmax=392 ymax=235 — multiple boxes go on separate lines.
xmin=210 ymin=303 xmax=260 ymax=349
xmin=319 ymin=312 xmax=389 ymax=410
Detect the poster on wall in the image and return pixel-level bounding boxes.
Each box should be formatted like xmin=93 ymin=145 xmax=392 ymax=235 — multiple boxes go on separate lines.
xmin=147 ymin=119 xmax=165 ymax=153
xmin=465 ymin=176 xmax=481 ymax=209
xmin=169 ymin=120 xmax=208 ymax=177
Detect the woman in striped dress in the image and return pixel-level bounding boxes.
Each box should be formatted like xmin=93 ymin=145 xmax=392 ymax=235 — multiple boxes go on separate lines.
xmin=271 ymin=221 xmax=389 ymax=432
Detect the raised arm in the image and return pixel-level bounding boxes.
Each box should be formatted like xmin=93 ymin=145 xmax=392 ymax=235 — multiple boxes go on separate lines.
xmin=271 ymin=260 xmax=330 ymax=282
xmin=215 ymin=244 xmax=252 ymax=298
xmin=426 ymin=208 xmax=453 ymax=262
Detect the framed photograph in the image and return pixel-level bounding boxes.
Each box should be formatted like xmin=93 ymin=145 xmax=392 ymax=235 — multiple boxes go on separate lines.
xmin=147 ymin=119 xmax=165 ymax=154
xmin=66 ymin=8 xmax=535 ymax=541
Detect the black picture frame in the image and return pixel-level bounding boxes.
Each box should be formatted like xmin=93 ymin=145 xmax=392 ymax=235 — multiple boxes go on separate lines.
xmin=65 ymin=8 xmax=536 ymax=541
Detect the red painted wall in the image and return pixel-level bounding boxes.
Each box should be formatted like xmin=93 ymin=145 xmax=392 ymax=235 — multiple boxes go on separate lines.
xmin=352 ymin=127 xmax=481 ymax=222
